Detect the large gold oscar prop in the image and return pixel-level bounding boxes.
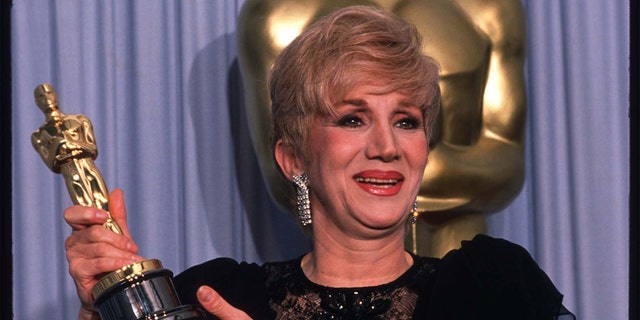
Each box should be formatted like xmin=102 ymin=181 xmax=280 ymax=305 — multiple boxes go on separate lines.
xmin=31 ymin=83 xmax=206 ymax=320
xmin=238 ymin=0 xmax=526 ymax=258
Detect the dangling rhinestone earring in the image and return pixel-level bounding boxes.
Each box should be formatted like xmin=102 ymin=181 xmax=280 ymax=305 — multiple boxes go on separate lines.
xmin=292 ymin=173 xmax=312 ymax=226
xmin=410 ymin=200 xmax=419 ymax=224
xmin=410 ymin=199 xmax=419 ymax=255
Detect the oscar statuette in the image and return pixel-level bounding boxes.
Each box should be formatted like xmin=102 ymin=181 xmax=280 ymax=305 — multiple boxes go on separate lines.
xmin=31 ymin=83 xmax=206 ymax=320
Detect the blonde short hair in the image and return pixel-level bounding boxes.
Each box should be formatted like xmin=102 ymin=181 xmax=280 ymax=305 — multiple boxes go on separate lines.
xmin=269 ymin=5 xmax=440 ymax=166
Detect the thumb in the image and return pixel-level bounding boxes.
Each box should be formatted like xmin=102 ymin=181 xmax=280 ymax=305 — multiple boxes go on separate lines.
xmin=197 ymin=286 xmax=252 ymax=320
xmin=108 ymin=188 xmax=133 ymax=238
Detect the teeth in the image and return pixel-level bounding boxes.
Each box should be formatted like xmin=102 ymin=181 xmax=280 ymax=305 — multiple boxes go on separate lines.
xmin=354 ymin=177 xmax=399 ymax=184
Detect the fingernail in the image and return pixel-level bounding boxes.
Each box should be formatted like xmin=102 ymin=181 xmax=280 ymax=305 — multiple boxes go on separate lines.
xmin=197 ymin=286 xmax=213 ymax=303
xmin=95 ymin=210 xmax=108 ymax=219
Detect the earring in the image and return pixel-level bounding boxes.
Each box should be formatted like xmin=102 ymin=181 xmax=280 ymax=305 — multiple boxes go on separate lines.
xmin=410 ymin=200 xmax=418 ymax=224
xmin=410 ymin=200 xmax=419 ymax=255
xmin=292 ymin=173 xmax=312 ymax=226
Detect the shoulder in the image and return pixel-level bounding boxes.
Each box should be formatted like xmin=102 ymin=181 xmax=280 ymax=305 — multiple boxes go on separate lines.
xmin=175 ymin=257 xmax=265 ymax=282
xmin=173 ymin=258 xmax=273 ymax=319
xmin=452 ymin=233 xmax=535 ymax=262
xmin=237 ymin=0 xmax=321 ymax=43
xmin=419 ymin=235 xmax=567 ymax=319
xmin=453 ymin=0 xmax=526 ymax=53
xmin=452 ymin=0 xmax=526 ymax=29
xmin=173 ymin=258 xmax=266 ymax=300
xmin=439 ymin=234 xmax=553 ymax=288
xmin=237 ymin=0 xmax=354 ymax=51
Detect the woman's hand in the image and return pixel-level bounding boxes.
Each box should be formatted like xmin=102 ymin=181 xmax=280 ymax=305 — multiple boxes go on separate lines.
xmin=197 ymin=286 xmax=252 ymax=319
xmin=63 ymin=189 xmax=143 ymax=319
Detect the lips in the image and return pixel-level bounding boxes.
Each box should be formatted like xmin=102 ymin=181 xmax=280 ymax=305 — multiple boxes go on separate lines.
xmin=353 ymin=170 xmax=404 ymax=196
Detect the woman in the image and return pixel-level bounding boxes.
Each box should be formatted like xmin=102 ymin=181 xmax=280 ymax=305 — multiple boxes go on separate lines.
xmin=64 ymin=6 xmax=572 ymax=319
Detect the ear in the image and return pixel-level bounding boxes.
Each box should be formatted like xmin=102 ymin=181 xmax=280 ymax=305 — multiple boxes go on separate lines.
xmin=274 ymin=139 xmax=304 ymax=181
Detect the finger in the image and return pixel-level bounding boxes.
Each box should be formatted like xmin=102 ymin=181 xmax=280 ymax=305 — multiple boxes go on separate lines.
xmin=108 ymin=189 xmax=134 ymax=238
xmin=64 ymin=205 xmax=110 ymax=231
xmin=197 ymin=286 xmax=252 ymax=320
xmin=65 ymin=227 xmax=144 ymax=311
xmin=66 ymin=235 xmax=143 ymax=262
xmin=68 ymin=255 xmax=143 ymax=282
xmin=67 ymin=254 xmax=145 ymax=308
xmin=65 ymin=224 xmax=139 ymax=252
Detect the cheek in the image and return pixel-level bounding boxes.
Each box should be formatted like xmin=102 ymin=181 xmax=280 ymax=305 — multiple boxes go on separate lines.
xmin=405 ymin=137 xmax=429 ymax=171
xmin=306 ymin=131 xmax=363 ymax=191
xmin=310 ymin=129 xmax=361 ymax=160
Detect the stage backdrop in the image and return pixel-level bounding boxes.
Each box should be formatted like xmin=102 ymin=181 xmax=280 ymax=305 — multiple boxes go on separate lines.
xmin=11 ymin=1 xmax=629 ymax=319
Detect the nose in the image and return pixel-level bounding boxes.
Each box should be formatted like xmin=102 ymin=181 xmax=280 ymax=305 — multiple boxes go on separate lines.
xmin=365 ymin=123 xmax=399 ymax=162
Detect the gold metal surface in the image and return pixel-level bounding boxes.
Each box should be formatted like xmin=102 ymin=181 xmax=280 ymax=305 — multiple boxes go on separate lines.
xmin=92 ymin=259 xmax=164 ymax=298
xmin=31 ymin=84 xmax=204 ymax=319
xmin=30 ymin=84 xmax=166 ymax=302
xmin=238 ymin=0 xmax=526 ymax=257
xmin=31 ymin=83 xmax=123 ymax=234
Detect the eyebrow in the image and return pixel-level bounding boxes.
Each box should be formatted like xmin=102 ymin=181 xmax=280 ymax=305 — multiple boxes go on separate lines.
xmin=341 ymin=98 xmax=367 ymax=107
xmin=340 ymin=98 xmax=416 ymax=108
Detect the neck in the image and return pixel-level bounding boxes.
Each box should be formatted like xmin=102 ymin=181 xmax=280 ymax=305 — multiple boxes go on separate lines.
xmin=370 ymin=0 xmax=403 ymax=11
xmin=302 ymin=222 xmax=412 ymax=287
xmin=45 ymin=109 xmax=63 ymax=122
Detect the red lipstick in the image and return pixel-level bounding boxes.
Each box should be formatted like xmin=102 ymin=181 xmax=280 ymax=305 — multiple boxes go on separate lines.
xmin=353 ymin=170 xmax=404 ymax=196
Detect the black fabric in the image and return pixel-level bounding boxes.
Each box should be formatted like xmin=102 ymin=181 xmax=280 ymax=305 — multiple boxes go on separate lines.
xmin=173 ymin=235 xmax=575 ymax=319
xmin=173 ymin=258 xmax=275 ymax=319
xmin=417 ymin=234 xmax=571 ymax=319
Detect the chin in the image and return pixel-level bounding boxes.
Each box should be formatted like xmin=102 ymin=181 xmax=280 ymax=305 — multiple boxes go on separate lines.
xmin=360 ymin=213 xmax=407 ymax=231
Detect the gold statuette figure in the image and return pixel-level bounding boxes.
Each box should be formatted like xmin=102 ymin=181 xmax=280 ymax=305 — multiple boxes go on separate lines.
xmin=30 ymin=83 xmax=206 ymax=320
xmin=238 ymin=0 xmax=526 ymax=257
xmin=31 ymin=83 xmax=122 ymax=234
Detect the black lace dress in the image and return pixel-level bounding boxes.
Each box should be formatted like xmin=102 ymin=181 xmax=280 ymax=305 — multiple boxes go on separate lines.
xmin=174 ymin=235 xmax=575 ymax=319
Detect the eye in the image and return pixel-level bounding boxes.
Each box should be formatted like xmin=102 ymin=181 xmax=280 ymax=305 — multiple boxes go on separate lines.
xmin=395 ymin=116 xmax=422 ymax=130
xmin=336 ymin=115 xmax=364 ymax=128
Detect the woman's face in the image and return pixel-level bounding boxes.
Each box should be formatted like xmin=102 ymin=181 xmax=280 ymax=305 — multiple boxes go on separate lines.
xmin=304 ymin=83 xmax=429 ymax=238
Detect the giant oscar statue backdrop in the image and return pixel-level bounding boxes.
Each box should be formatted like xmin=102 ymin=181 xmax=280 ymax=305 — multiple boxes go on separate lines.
xmin=237 ymin=0 xmax=526 ymax=258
